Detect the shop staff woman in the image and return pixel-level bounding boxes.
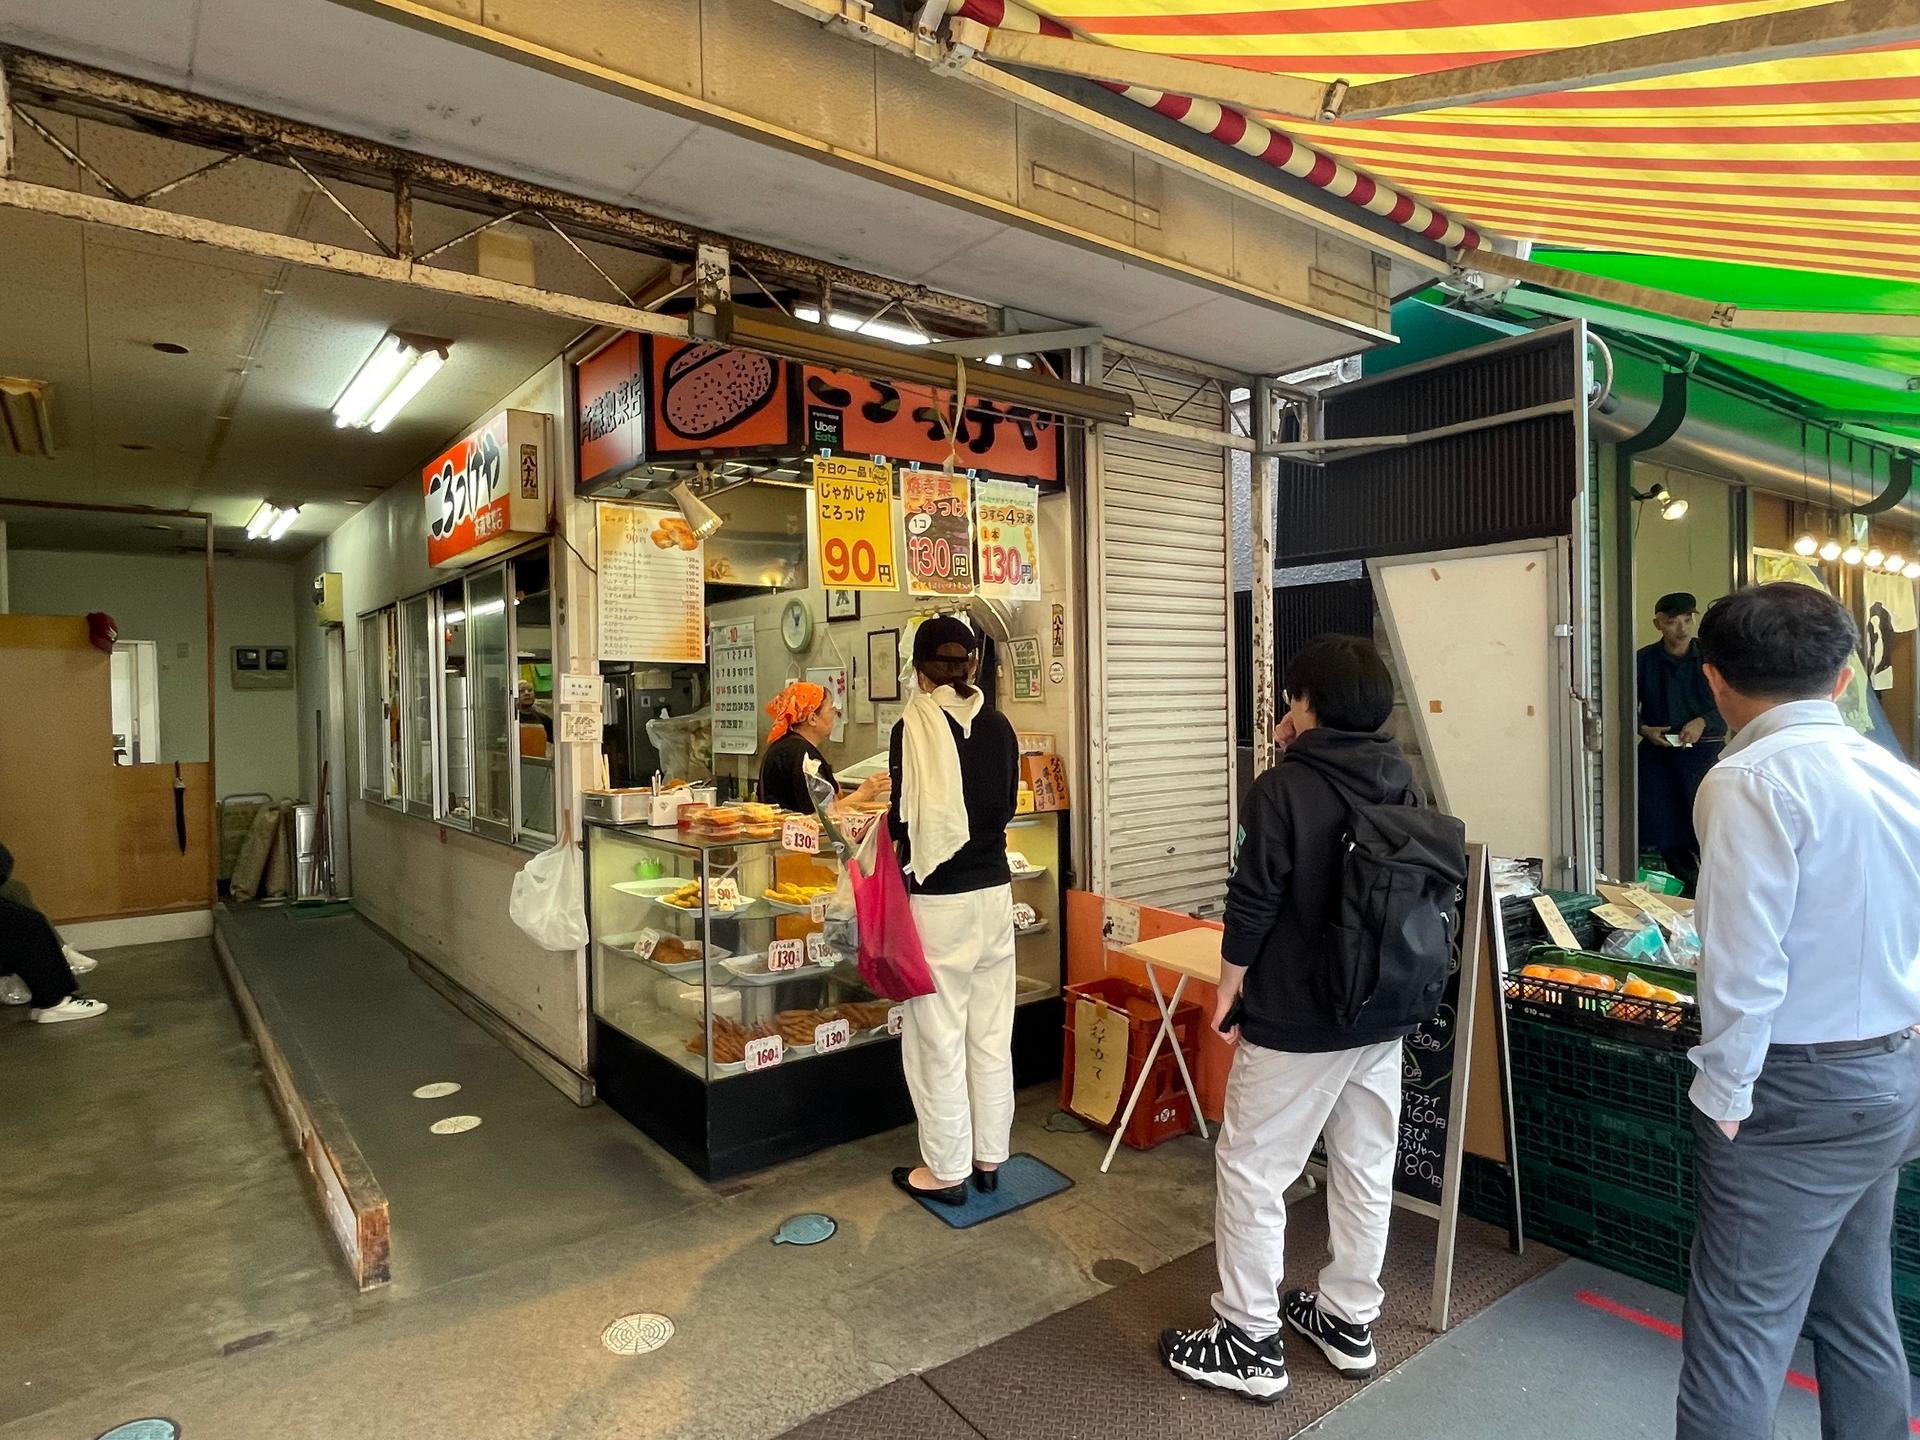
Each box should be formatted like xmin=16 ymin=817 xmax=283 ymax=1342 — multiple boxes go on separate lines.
xmin=887 ymin=617 xmax=1021 ymax=1205
xmin=759 ymin=681 xmax=888 ymax=816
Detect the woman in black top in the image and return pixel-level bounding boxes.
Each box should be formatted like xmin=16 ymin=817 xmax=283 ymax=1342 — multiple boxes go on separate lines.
xmin=887 ymin=617 xmax=1021 ymax=1206
xmin=759 ymin=681 xmax=888 ymax=815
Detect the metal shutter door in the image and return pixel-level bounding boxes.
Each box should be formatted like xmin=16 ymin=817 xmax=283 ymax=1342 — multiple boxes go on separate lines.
xmin=1091 ymin=362 xmax=1235 ymax=915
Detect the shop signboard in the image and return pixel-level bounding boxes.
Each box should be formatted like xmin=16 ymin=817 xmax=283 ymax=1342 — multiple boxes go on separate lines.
xmin=424 ymin=409 xmax=550 ymax=568
xmin=800 ymin=365 xmax=1063 ymax=485
xmin=647 ymin=337 xmax=794 ymax=457
xmin=903 ymin=468 xmax=974 ymax=597
xmin=575 ymin=332 xmax=646 ymax=489
xmin=975 ymin=478 xmax=1042 ymax=601
xmin=812 ymin=455 xmax=898 ymax=592
xmin=598 ymin=502 xmax=705 ymax=664
xmin=710 ymin=618 xmax=759 ymax=755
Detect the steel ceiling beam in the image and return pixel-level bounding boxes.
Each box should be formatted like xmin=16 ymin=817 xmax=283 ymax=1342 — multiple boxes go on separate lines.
xmin=945 ymin=18 xmax=1341 ymax=121
xmin=1338 ymin=0 xmax=1920 ymax=119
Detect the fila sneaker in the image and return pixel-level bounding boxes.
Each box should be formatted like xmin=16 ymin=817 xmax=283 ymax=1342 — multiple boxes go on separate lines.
xmin=1159 ymin=1316 xmax=1289 ymax=1404
xmin=1284 ymin=1289 xmax=1378 ymax=1378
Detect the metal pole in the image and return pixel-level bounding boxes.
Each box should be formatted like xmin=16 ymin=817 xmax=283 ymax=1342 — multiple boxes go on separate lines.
xmin=1250 ymin=380 xmax=1279 ymax=780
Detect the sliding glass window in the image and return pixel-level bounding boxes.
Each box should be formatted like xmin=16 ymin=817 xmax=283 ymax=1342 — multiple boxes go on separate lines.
xmin=510 ymin=548 xmax=556 ymax=844
xmin=399 ymin=593 xmax=435 ymax=816
xmin=359 ymin=608 xmax=403 ymax=805
xmin=466 ymin=565 xmax=513 ymax=837
xmin=437 ymin=578 xmax=472 ymax=828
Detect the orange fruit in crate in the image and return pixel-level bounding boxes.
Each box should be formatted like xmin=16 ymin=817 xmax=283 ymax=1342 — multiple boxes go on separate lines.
xmin=1521 ymin=963 xmax=1556 ymax=980
xmin=1578 ymin=972 xmax=1619 ymax=992
xmin=1548 ymin=967 xmax=1584 ymax=984
xmin=1622 ymin=977 xmax=1657 ymax=999
xmin=1650 ymin=986 xmax=1684 ymax=1004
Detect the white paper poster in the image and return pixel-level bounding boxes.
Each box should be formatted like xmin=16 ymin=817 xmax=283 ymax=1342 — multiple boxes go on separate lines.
xmin=597 ymin=502 xmax=704 ymax=664
xmin=805 ymin=666 xmax=848 ymax=743
xmin=974 ymin=478 xmax=1041 ymax=602
xmin=710 ymin=619 xmax=759 ymax=755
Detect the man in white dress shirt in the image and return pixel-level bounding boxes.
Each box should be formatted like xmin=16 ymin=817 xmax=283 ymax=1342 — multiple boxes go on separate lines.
xmin=1678 ymin=582 xmax=1920 ymax=1440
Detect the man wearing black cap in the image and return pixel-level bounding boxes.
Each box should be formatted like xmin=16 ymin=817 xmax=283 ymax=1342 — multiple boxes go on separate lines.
xmin=1636 ymin=591 xmax=1725 ymax=890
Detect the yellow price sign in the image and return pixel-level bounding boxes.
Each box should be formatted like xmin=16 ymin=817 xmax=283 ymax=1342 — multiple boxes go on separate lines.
xmin=813 ymin=455 xmax=897 ymax=592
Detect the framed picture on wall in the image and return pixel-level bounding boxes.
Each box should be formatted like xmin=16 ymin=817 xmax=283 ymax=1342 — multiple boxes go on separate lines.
xmin=867 ymin=629 xmax=901 ymax=702
xmin=826 ymin=588 xmax=861 ymax=623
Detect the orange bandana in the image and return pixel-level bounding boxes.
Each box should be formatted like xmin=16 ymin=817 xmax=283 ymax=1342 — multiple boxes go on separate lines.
xmin=766 ymin=681 xmax=828 ymax=743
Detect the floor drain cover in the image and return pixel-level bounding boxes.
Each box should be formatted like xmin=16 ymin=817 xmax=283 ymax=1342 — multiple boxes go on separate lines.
xmin=412 ymin=1082 xmax=461 ymax=1099
xmin=1044 ymin=1110 xmax=1092 ymax=1133
xmin=96 ymin=1422 xmax=180 ymax=1440
xmin=430 ymin=1115 xmax=482 ymax=1135
xmin=1091 ymin=1258 xmax=1143 ymax=1287
xmin=601 ymin=1313 xmax=675 ymax=1355
xmin=772 ymin=1213 xmax=837 ymax=1246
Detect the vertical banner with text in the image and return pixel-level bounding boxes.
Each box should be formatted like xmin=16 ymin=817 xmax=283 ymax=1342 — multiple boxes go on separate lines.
xmin=903 ymin=468 xmax=974 ymax=597
xmin=813 ymin=455 xmax=898 ymax=592
xmin=975 ymin=478 xmax=1041 ymax=602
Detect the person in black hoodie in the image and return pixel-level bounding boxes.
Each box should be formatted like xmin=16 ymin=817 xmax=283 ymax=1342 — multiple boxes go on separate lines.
xmin=1162 ymin=635 xmax=1421 ymax=1403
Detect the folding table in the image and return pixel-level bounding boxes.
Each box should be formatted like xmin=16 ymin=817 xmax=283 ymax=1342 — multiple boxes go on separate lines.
xmin=1100 ymin=927 xmax=1222 ymax=1173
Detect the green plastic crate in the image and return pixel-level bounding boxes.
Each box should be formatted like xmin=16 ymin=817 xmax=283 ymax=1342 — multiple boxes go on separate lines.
xmin=1515 ymin=1087 xmax=1697 ymax=1208
xmin=1523 ymin=1163 xmax=1696 ymax=1296
xmin=1459 ymin=1152 xmax=1516 ymax=1228
xmin=1506 ymin=1016 xmax=1697 ymax=1129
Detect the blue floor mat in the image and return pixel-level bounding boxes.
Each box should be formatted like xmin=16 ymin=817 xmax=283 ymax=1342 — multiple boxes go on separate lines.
xmin=909 ymin=1153 xmax=1074 ymax=1229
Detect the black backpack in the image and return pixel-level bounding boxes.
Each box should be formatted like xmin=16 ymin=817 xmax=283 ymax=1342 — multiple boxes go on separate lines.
xmin=1320 ymin=787 xmax=1469 ymax=1031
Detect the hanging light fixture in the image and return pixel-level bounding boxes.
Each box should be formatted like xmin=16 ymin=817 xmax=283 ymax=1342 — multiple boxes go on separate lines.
xmin=332 ymin=331 xmax=451 ymax=431
xmin=1905 ymin=561 xmax=1920 ymax=580
xmin=669 ymin=480 xmax=723 ymax=540
xmin=1791 ymin=424 xmax=1821 ymax=557
xmin=1867 ymin=546 xmax=1887 ymax=570
xmin=1794 ymin=532 xmax=1819 ymax=557
xmin=1631 ymin=483 xmax=1689 ymax=522
xmin=1888 ymin=552 xmax=1906 ymax=574
xmin=1820 ymin=536 xmax=1844 ymax=562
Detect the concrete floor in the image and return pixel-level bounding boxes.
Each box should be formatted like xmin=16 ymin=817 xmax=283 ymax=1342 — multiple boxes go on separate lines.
xmin=1 ymin=931 xmax=1223 ymax=1440
xmin=1307 ymin=1257 xmax=1920 ymax=1439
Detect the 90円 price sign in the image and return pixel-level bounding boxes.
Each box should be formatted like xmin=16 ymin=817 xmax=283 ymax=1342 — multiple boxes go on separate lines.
xmin=813 ymin=455 xmax=897 ymax=592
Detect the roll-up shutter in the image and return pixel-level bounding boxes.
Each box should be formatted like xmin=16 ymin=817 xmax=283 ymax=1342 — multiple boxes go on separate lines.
xmin=1089 ymin=360 xmax=1235 ymax=915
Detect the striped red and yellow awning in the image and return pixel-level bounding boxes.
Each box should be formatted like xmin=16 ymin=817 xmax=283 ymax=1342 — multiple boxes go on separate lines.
xmin=967 ymin=0 xmax=1920 ymax=283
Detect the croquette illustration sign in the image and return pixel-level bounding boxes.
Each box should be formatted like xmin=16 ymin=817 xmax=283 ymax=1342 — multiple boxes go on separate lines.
xmin=425 ymin=409 xmax=549 ymax=568
xmin=647 ymin=338 xmax=792 ymax=457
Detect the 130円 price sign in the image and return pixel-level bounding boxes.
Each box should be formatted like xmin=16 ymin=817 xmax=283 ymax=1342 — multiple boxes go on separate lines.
xmin=813 ymin=455 xmax=898 ymax=592
xmin=903 ymin=468 xmax=974 ymax=597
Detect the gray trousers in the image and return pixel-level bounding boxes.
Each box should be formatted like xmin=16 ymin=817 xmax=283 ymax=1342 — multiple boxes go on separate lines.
xmin=1677 ymin=1033 xmax=1920 ymax=1440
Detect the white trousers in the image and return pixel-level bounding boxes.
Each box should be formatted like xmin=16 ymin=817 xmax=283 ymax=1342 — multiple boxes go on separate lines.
xmin=1212 ymin=1037 xmax=1404 ymax=1339
xmin=899 ymin=884 xmax=1018 ymax=1184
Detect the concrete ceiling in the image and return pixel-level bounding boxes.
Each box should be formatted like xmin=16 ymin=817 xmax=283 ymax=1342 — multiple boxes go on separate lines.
xmin=0 ymin=113 xmax=668 ymax=551
xmin=0 ymin=503 xmax=213 ymax=556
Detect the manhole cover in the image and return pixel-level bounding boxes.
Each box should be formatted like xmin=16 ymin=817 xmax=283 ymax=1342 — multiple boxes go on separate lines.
xmin=1092 ymin=1258 xmax=1143 ymax=1287
xmin=430 ymin=1115 xmax=482 ymax=1135
xmin=601 ymin=1313 xmax=675 ymax=1355
xmin=412 ymin=1082 xmax=461 ymax=1099
xmin=1044 ymin=1110 xmax=1092 ymax=1133
xmin=96 ymin=1422 xmax=180 ymax=1440
xmin=772 ymin=1213 xmax=837 ymax=1246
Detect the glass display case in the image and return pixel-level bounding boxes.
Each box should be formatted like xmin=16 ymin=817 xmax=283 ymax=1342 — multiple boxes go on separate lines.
xmin=586 ymin=812 xmax=1068 ymax=1178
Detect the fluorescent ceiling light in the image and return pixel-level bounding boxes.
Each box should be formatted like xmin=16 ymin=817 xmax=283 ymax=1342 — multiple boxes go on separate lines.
xmin=267 ymin=505 xmax=301 ymax=542
xmin=333 ymin=332 xmax=449 ymax=430
xmin=245 ymin=502 xmax=281 ymax=540
xmin=793 ymin=305 xmax=930 ymax=349
xmin=368 ymin=349 xmax=446 ymax=433
xmin=442 ymin=599 xmax=506 ymax=626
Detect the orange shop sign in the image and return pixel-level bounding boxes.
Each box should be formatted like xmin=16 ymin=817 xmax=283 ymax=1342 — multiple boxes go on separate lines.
xmin=424 ymin=409 xmax=551 ymax=568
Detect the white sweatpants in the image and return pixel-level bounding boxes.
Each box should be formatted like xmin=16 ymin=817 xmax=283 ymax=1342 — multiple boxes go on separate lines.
xmin=1212 ymin=1037 xmax=1404 ymax=1339
xmin=899 ymin=884 xmax=1018 ymax=1184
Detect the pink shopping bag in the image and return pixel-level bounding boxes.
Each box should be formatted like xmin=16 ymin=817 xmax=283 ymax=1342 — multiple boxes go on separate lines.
xmin=848 ymin=818 xmax=936 ymax=1002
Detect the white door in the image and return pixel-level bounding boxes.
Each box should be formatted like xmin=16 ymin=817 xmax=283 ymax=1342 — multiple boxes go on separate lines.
xmin=110 ymin=640 xmax=161 ymax=763
xmin=1088 ymin=359 xmax=1236 ymax=916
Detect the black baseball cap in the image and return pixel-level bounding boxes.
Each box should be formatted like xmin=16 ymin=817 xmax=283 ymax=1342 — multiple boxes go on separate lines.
xmin=912 ymin=615 xmax=978 ymax=665
xmin=1654 ymin=591 xmax=1698 ymax=617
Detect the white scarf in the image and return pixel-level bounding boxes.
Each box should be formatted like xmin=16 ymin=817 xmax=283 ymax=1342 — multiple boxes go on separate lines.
xmin=898 ymin=684 xmax=984 ymax=880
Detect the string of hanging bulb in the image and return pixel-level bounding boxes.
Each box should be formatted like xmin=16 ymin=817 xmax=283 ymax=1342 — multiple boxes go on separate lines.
xmin=1788 ymin=426 xmax=1919 ymax=575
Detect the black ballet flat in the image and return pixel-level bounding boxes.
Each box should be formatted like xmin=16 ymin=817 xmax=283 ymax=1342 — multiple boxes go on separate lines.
xmin=892 ymin=1166 xmax=968 ymax=1206
xmin=972 ymin=1167 xmax=1000 ymax=1194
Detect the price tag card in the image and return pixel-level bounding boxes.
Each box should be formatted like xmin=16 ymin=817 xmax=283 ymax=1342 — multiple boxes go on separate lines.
xmin=781 ymin=817 xmax=820 ymax=854
xmin=631 ymin=928 xmax=664 ymax=960
xmin=806 ymin=932 xmax=837 ymax=966
xmin=708 ymin=876 xmax=743 ymax=911
xmin=743 ymin=1034 xmax=785 ymax=1072
xmin=810 ymin=898 xmax=828 ymax=924
xmin=813 ymin=1018 xmax=852 ymax=1055
xmin=886 ymin=1005 xmax=906 ymax=1037
xmin=1531 ymin=895 xmax=1581 ymax=951
xmin=768 ymin=938 xmax=808 ymax=972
